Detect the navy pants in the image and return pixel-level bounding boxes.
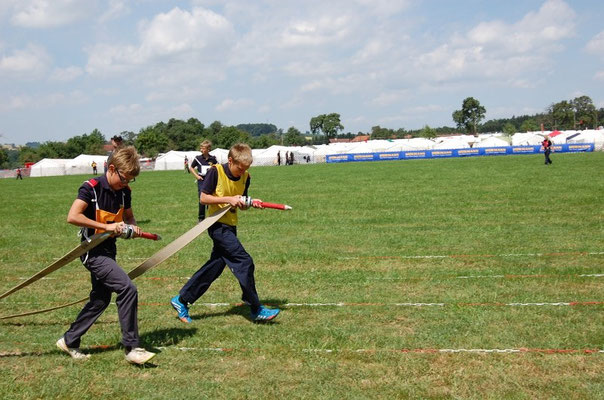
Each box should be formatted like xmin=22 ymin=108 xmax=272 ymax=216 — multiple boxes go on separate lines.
xmin=544 ymin=149 xmax=552 ymax=164
xmin=197 ymin=180 xmax=206 ymax=221
xmin=64 ymin=255 xmax=139 ymax=348
xmin=179 ymin=223 xmax=261 ymax=313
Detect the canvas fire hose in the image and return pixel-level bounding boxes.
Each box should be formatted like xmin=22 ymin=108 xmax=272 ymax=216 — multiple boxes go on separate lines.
xmin=1 ymin=199 xmax=291 ymax=320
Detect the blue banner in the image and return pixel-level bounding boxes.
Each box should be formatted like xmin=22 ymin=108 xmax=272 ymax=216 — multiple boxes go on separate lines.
xmin=325 ymin=143 xmax=594 ymax=163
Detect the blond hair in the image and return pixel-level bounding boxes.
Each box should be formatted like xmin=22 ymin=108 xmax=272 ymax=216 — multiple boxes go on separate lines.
xmin=110 ymin=146 xmax=140 ymax=177
xmin=200 ymin=140 xmax=212 ymax=149
xmin=228 ymin=143 xmax=253 ymax=165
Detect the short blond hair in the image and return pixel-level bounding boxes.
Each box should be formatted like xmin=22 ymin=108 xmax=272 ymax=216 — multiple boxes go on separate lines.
xmin=110 ymin=146 xmax=140 ymax=177
xmin=228 ymin=143 xmax=253 ymax=165
xmin=200 ymin=140 xmax=212 ymax=149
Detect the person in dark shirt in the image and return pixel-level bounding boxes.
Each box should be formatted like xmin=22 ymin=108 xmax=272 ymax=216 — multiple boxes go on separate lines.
xmin=189 ymin=140 xmax=218 ymax=222
xmin=56 ymin=146 xmax=155 ymax=365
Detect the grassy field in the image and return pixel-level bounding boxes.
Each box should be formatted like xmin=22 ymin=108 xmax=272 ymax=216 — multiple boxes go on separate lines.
xmin=0 ymin=152 xmax=602 ymax=399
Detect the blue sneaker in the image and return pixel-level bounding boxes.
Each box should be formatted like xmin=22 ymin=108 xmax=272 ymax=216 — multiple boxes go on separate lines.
xmin=170 ymin=296 xmax=192 ymax=323
xmin=251 ymin=305 xmax=280 ymax=321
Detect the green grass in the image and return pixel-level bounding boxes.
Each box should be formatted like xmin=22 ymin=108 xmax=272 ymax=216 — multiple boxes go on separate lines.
xmin=1 ymin=153 xmax=603 ymax=399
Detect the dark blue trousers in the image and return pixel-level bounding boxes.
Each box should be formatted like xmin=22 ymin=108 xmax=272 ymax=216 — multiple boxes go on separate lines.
xmin=179 ymin=223 xmax=261 ymax=313
xmin=197 ymin=180 xmax=206 ymax=221
xmin=64 ymin=255 xmax=139 ymax=348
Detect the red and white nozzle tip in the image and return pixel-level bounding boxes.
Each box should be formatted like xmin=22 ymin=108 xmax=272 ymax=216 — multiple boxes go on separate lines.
xmin=242 ymin=196 xmax=292 ymax=210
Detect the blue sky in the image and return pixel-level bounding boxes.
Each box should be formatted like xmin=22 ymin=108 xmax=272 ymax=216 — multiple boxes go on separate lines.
xmin=1 ymin=0 xmax=603 ymax=145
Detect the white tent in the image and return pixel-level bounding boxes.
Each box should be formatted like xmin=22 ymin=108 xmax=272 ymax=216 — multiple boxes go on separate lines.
xmin=65 ymin=154 xmax=108 ymax=176
xmin=433 ymin=137 xmax=470 ymax=149
xmin=473 ymin=136 xmax=510 ymax=148
xmin=29 ymin=158 xmax=70 ymax=177
xmin=566 ymin=129 xmax=604 ymax=150
xmin=511 ymin=132 xmax=544 ymax=146
xmin=154 ymin=150 xmax=200 ymax=171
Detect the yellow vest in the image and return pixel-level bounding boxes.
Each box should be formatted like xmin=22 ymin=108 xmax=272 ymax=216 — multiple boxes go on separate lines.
xmin=207 ymin=164 xmax=249 ymax=226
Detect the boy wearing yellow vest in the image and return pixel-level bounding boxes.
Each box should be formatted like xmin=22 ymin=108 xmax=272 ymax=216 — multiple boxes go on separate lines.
xmin=56 ymin=146 xmax=156 ymax=365
xmin=171 ymin=143 xmax=280 ymax=322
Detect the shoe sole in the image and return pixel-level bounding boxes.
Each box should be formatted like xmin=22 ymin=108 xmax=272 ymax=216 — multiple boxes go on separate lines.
xmin=253 ymin=310 xmax=280 ymax=321
xmin=56 ymin=338 xmax=90 ymax=360
xmin=127 ymin=352 xmax=156 ymax=365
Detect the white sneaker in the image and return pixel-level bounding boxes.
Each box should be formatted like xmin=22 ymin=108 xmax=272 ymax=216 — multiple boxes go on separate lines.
xmin=56 ymin=337 xmax=90 ymax=360
xmin=125 ymin=348 xmax=156 ymax=365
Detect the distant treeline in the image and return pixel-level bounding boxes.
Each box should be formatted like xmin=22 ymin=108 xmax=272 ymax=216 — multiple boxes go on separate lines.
xmin=2 ymin=95 xmax=602 ymax=169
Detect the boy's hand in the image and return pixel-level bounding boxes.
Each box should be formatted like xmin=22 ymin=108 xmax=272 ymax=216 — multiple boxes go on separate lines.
xmin=106 ymin=222 xmax=125 ymax=237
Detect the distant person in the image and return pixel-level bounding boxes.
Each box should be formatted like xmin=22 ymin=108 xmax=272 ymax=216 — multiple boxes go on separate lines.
xmin=105 ymin=135 xmax=124 ymax=173
xmin=285 ymin=151 xmax=289 ymax=165
xmin=190 ymin=140 xmax=218 ymax=222
xmin=16 ymin=168 xmax=23 ymax=180
xmin=277 ymin=151 xmax=281 ymax=166
xmin=541 ymin=136 xmax=553 ymax=165
xmin=289 ymin=151 xmax=294 ymax=165
xmin=57 ymin=146 xmax=155 ymax=365
xmin=170 ymin=143 xmax=280 ymax=323
xmin=91 ymin=161 xmax=97 ymax=175
xmin=184 ymin=155 xmax=189 ymax=173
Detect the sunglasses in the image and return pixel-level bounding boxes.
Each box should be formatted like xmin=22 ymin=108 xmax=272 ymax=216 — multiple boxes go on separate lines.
xmin=116 ymin=169 xmax=135 ymax=184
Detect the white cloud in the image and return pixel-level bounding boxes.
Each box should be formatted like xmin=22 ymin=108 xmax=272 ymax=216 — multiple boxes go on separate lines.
xmin=98 ymin=0 xmax=129 ymax=23
xmin=585 ymin=31 xmax=604 ymax=55
xmin=215 ymin=98 xmax=254 ymax=112
xmin=11 ymin=0 xmax=95 ymax=28
xmin=414 ymin=0 xmax=576 ymax=85
xmin=86 ymin=6 xmax=235 ymax=84
xmin=49 ymin=66 xmax=83 ymax=82
xmin=0 ymin=44 xmax=50 ymax=77
xmin=594 ymin=71 xmax=604 ymax=81
xmin=109 ymin=103 xmax=143 ymax=115
xmin=0 ymin=90 xmax=87 ymax=111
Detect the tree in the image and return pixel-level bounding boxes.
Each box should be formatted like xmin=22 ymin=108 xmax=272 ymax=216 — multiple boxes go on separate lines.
xmin=216 ymin=126 xmax=250 ymax=149
xmin=452 ymin=97 xmax=486 ymax=134
xmin=520 ymin=119 xmax=539 ymax=132
xmin=548 ymin=101 xmax=574 ymax=130
xmin=283 ymin=127 xmax=306 ymax=146
xmin=502 ymin=122 xmax=516 ymax=135
xmin=0 ymin=148 xmax=8 ymax=169
xmin=135 ymin=126 xmax=169 ymax=158
xmin=370 ymin=126 xmax=394 ymax=139
xmin=571 ymin=95 xmax=597 ymax=129
xmin=419 ymin=125 xmax=436 ymax=139
xmin=310 ymin=113 xmax=344 ymax=143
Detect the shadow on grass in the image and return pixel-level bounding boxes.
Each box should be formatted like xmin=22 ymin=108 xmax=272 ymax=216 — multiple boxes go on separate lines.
xmin=190 ymin=298 xmax=288 ymax=324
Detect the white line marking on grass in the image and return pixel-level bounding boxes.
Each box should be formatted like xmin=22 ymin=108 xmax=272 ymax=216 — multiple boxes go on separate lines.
xmin=339 ymin=251 xmax=604 ymax=260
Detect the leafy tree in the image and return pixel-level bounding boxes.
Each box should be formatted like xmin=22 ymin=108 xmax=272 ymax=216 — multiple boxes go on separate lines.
xmin=310 ymin=113 xmax=344 ymax=143
xmin=38 ymin=141 xmax=70 ymax=159
xmin=216 ymin=126 xmax=250 ymax=149
xmin=283 ymin=127 xmax=306 ymax=146
xmin=250 ymin=133 xmax=280 ymax=149
xmin=420 ymin=125 xmax=436 ymax=139
xmin=548 ymin=101 xmax=574 ymax=130
xmin=452 ymin=97 xmax=486 ymax=134
xmin=520 ymin=119 xmax=539 ymax=132
xmin=237 ymin=123 xmax=277 ymax=137
xmin=120 ymin=131 xmax=137 ymax=146
xmin=502 ymin=122 xmax=516 ymax=135
xmin=135 ymin=126 xmax=169 ymax=158
xmin=18 ymin=146 xmax=41 ymax=164
xmin=0 ymin=148 xmax=8 ymax=168
xmin=571 ymin=95 xmax=597 ymax=129
xmin=370 ymin=126 xmax=394 ymax=139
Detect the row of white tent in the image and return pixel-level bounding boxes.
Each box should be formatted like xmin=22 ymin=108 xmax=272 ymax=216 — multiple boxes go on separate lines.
xmin=28 ymin=129 xmax=604 ymax=176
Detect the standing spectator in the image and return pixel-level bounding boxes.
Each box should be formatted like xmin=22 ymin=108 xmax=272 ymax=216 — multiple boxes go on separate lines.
xmin=289 ymin=151 xmax=294 ymax=165
xmin=105 ymin=135 xmax=123 ymax=173
xmin=285 ymin=151 xmax=289 ymax=165
xmin=91 ymin=161 xmax=97 ymax=175
xmin=277 ymin=151 xmax=281 ymax=166
xmin=190 ymin=140 xmax=218 ymax=222
xmin=16 ymin=168 xmax=23 ymax=180
xmin=541 ymin=136 xmax=553 ymax=165
xmin=184 ymin=156 xmax=189 ymax=173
